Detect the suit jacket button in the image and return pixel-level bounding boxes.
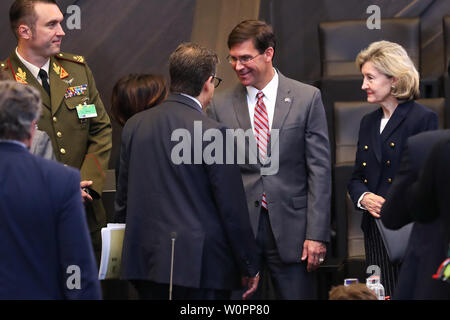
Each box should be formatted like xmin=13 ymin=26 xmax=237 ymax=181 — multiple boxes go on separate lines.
xmin=364 ymin=179 xmax=368 ymax=184
xmin=388 ymin=178 xmax=392 ymax=184
xmin=60 ymin=148 xmax=66 ymax=155
xmin=255 ymin=201 xmax=260 ymax=208
xmin=57 ymin=132 xmax=62 ymax=138
xmin=364 ymin=145 xmax=369 ymax=151
xmin=53 ymin=117 xmax=57 ymax=123
xmin=386 ymin=160 xmax=391 ymax=166
xmin=390 ymin=142 xmax=395 ymax=148
xmin=362 ymin=162 xmax=367 ymax=167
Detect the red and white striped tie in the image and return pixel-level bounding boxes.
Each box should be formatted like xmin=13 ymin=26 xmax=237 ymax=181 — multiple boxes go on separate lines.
xmin=254 ymin=91 xmax=269 ymax=209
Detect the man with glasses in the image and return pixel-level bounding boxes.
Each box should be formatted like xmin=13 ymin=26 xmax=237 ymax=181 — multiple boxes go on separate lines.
xmin=207 ymin=20 xmax=331 ymax=300
xmin=115 ymin=43 xmax=259 ymax=300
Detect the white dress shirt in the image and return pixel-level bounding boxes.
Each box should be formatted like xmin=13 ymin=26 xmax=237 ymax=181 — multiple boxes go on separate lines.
xmin=246 ymin=69 xmax=279 ymax=135
xmin=15 ymin=48 xmax=50 ymax=86
xmin=180 ymin=93 xmax=203 ymax=112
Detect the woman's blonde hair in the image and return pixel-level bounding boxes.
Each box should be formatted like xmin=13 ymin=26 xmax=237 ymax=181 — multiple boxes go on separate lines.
xmin=356 ymin=40 xmax=420 ymax=100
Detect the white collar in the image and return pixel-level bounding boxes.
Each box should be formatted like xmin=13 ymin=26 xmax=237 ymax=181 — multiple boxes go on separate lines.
xmin=180 ymin=93 xmax=203 ymax=112
xmin=16 ymin=48 xmax=50 ymax=81
xmin=246 ymin=68 xmax=279 ymax=103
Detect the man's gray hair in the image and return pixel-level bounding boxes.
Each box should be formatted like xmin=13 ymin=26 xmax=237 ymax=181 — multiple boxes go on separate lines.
xmin=0 ymin=81 xmax=41 ymax=141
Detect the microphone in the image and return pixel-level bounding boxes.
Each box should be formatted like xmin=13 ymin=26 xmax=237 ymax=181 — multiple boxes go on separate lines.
xmin=169 ymin=232 xmax=177 ymax=300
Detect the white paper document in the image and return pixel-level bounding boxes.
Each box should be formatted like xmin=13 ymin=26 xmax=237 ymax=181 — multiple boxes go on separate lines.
xmin=98 ymin=223 xmax=126 ymax=280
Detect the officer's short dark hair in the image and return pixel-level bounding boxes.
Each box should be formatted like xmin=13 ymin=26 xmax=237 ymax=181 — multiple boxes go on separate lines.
xmin=228 ymin=20 xmax=276 ymax=55
xmin=169 ymin=43 xmax=218 ymax=97
xmin=10 ymin=0 xmax=58 ymax=39
xmin=0 ymin=81 xmax=42 ymax=141
xmin=111 ymin=74 xmax=168 ymax=127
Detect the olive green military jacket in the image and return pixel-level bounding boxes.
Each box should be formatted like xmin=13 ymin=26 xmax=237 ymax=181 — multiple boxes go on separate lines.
xmin=2 ymin=51 xmax=112 ymax=233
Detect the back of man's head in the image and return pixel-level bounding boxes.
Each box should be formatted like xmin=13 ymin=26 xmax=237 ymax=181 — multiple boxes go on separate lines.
xmin=10 ymin=0 xmax=57 ymax=39
xmin=169 ymin=42 xmax=218 ymax=97
xmin=0 ymin=81 xmax=41 ymax=142
xmin=228 ymin=20 xmax=276 ymax=55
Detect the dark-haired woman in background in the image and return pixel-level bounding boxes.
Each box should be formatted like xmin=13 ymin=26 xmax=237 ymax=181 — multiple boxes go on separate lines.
xmin=111 ymin=74 xmax=168 ymax=181
xmin=347 ymin=41 xmax=438 ymax=297
xmin=111 ymin=74 xmax=168 ymax=127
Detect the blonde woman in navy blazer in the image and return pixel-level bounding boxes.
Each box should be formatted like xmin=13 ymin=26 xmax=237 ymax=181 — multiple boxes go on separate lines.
xmin=347 ymin=41 xmax=438 ymax=297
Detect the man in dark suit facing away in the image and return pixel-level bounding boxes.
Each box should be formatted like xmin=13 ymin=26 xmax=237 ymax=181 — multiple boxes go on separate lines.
xmin=114 ymin=43 xmax=260 ymax=300
xmin=0 ymin=80 xmax=101 ymax=299
xmin=381 ymin=129 xmax=450 ymax=299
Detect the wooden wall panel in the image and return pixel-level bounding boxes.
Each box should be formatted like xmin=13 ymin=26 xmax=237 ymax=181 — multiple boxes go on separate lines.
xmin=191 ymin=0 xmax=260 ymax=92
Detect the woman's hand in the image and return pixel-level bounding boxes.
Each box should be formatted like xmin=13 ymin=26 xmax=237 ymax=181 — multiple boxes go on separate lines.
xmin=361 ymin=193 xmax=385 ymax=218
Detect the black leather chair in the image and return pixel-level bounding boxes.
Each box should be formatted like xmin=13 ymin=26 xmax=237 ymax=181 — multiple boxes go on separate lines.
xmin=416 ymin=98 xmax=446 ymax=129
xmin=332 ymin=101 xmax=378 ymax=264
xmin=318 ymin=17 xmax=421 ymax=164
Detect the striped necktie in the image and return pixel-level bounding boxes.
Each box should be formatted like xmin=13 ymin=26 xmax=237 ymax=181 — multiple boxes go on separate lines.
xmin=254 ymin=91 xmax=269 ymax=209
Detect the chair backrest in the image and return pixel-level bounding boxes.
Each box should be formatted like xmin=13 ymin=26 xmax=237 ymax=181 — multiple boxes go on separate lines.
xmin=334 ymin=101 xmax=379 ymax=165
xmin=102 ymin=169 xmax=117 ymax=223
xmin=319 ymin=18 xmax=421 ymax=78
xmin=346 ymin=193 xmax=365 ymax=259
xmin=416 ymin=98 xmax=446 ymax=129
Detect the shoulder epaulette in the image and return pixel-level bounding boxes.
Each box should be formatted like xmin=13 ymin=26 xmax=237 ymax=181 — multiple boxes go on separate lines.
xmin=55 ymin=52 xmax=86 ymax=64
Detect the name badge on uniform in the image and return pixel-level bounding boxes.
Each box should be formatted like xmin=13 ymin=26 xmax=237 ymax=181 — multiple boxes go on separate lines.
xmin=76 ymin=104 xmax=97 ymax=119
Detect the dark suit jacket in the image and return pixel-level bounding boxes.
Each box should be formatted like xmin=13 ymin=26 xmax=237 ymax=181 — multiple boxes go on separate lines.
xmin=382 ymin=129 xmax=450 ymax=229
xmin=115 ymin=94 xmax=259 ymax=290
xmin=348 ymin=100 xmax=438 ymax=231
xmin=381 ymin=132 xmax=450 ymax=299
xmin=207 ymin=71 xmax=331 ymax=264
xmin=0 ymin=142 xmax=101 ymax=300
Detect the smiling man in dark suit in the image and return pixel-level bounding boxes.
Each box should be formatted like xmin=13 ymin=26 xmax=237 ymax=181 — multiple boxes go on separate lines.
xmin=207 ymin=20 xmax=331 ymax=300
xmin=115 ymin=43 xmax=259 ymax=300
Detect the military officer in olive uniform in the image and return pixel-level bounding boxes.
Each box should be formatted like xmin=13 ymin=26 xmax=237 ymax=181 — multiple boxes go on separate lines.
xmin=3 ymin=0 xmax=112 ymax=264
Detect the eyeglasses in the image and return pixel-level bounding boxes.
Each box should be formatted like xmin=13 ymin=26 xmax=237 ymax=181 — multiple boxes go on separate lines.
xmin=227 ymin=53 xmax=262 ymax=65
xmin=212 ymin=75 xmax=222 ymax=88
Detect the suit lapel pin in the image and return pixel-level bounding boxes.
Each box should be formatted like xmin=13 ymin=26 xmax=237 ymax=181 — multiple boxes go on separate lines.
xmin=284 ymin=97 xmax=292 ymax=103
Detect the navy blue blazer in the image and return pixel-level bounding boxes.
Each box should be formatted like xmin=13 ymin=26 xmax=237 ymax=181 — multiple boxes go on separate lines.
xmin=348 ymin=100 xmax=438 ymax=231
xmin=115 ymin=94 xmax=259 ymax=291
xmin=0 ymin=142 xmax=101 ymax=300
